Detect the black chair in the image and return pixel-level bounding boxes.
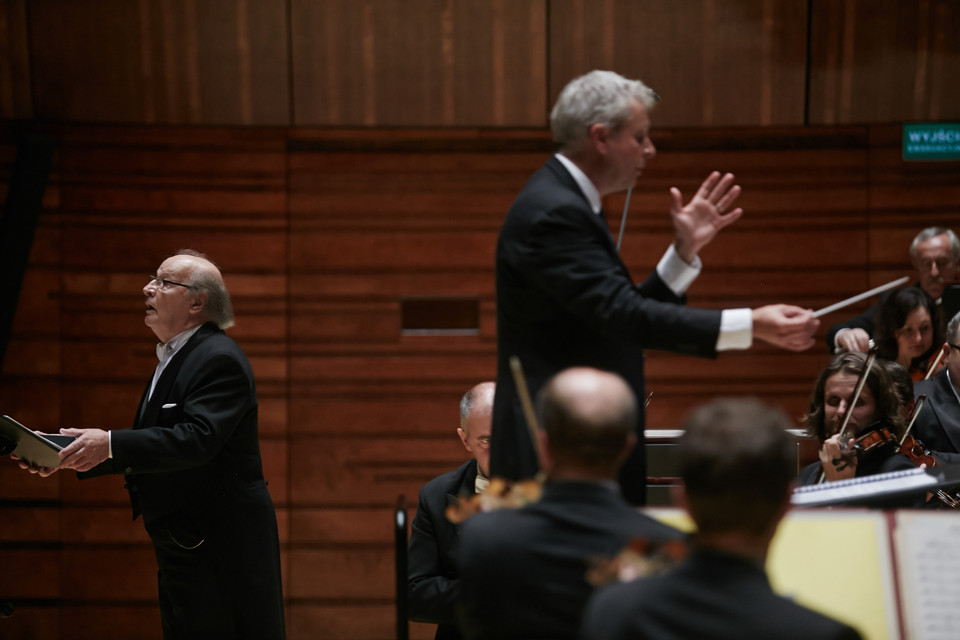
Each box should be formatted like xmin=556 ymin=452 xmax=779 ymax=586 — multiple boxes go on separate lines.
xmin=394 ymin=494 xmax=409 ymax=640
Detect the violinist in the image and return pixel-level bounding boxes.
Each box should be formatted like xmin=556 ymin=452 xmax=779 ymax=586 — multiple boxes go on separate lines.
xmin=913 ymin=311 xmax=960 ymax=463
xmin=796 ymin=352 xmax=914 ymax=486
xmin=873 ymin=286 xmax=944 ymax=382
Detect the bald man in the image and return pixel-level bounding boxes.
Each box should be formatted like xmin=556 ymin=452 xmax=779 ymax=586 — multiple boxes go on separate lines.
xmin=456 ymin=368 xmax=681 ymax=640
xmin=408 ymin=381 xmax=495 ymax=640
xmin=15 ymin=250 xmax=285 ymax=639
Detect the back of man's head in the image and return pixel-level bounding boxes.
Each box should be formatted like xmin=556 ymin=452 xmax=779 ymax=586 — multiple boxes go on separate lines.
xmin=536 ymin=367 xmax=637 ymax=477
xmin=678 ymin=398 xmax=794 ymax=537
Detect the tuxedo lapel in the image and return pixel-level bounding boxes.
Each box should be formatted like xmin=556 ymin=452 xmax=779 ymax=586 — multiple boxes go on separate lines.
xmin=137 ymin=323 xmax=219 ymax=429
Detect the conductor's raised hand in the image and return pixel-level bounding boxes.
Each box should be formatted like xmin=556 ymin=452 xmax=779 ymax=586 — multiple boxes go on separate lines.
xmin=58 ymin=428 xmax=110 ymax=472
xmin=670 ymin=171 xmax=743 ymax=264
xmin=752 ymin=305 xmax=820 ymax=352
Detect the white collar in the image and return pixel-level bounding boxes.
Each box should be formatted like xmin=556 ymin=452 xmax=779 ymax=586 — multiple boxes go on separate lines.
xmin=554 ymin=153 xmax=602 ymax=214
xmin=156 ymin=325 xmax=203 ymax=362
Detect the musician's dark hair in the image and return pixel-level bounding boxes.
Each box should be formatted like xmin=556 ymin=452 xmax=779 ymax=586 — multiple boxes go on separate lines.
xmin=877 ymin=358 xmax=914 ymax=408
xmin=873 ymin=286 xmax=942 ymax=370
xmin=802 ymin=352 xmax=905 ymax=443
xmin=678 ymin=398 xmax=794 ymax=536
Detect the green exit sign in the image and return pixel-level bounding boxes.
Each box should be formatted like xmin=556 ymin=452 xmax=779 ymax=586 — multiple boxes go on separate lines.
xmin=903 ymin=123 xmax=960 ymax=160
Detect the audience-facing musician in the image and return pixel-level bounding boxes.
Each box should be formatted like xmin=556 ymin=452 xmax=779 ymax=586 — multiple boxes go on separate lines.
xmin=456 ymin=367 xmax=682 ymax=640
xmin=873 ymin=286 xmax=943 ymax=382
xmin=914 ymin=312 xmax=960 ymax=463
xmin=797 ymin=352 xmax=913 ymax=485
xmin=407 ymin=382 xmax=495 ymax=640
xmin=580 ymin=398 xmax=863 ymax=640
xmin=828 ymin=227 xmax=959 ymax=353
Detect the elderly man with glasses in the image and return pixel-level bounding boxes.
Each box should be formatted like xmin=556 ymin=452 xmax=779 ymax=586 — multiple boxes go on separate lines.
xmin=14 ymin=249 xmax=286 ymax=639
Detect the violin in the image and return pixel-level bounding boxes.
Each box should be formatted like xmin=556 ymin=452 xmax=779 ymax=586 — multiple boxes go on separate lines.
xmin=832 ymin=421 xmax=899 ymax=472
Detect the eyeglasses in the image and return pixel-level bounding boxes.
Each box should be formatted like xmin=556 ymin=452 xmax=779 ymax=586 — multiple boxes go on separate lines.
xmin=948 ymin=343 xmax=960 ymax=352
xmin=147 ymin=275 xmax=195 ymax=290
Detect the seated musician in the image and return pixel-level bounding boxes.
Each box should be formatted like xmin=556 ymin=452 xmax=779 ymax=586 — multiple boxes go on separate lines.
xmin=914 ymin=311 xmax=960 ymax=464
xmin=581 ymin=398 xmax=863 ymax=640
xmin=797 ymin=352 xmax=914 ymax=486
xmin=873 ymin=286 xmax=943 ymax=382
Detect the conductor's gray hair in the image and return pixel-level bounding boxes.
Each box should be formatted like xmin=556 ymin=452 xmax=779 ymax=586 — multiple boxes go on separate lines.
xmin=550 ymin=70 xmax=659 ymax=153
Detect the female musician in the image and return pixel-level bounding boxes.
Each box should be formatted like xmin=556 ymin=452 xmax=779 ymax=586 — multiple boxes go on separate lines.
xmin=873 ymin=287 xmax=944 ymax=382
xmin=796 ymin=352 xmax=914 ymax=486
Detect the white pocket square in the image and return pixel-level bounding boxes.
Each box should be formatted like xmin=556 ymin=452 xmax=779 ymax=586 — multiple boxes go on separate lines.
xmin=161 ymin=403 xmax=177 ymax=409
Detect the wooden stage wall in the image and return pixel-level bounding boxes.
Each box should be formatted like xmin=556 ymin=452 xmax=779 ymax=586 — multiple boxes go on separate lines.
xmin=0 ymin=122 xmax=958 ymax=639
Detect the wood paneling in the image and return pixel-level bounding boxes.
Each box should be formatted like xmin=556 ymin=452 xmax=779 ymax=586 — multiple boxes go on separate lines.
xmin=289 ymin=0 xmax=547 ymax=126
xmin=28 ymin=0 xmax=290 ymax=124
xmin=2 ymin=120 xmax=959 ymax=639
xmin=0 ymin=0 xmax=32 ymax=119
xmin=809 ymin=0 xmax=960 ymax=124
xmin=550 ymin=0 xmax=809 ymax=127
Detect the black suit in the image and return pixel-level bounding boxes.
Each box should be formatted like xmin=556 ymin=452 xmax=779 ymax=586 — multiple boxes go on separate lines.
xmin=81 ymin=322 xmax=285 ymax=639
xmin=407 ymin=459 xmax=478 ymax=640
xmin=492 ymin=157 xmax=722 ymax=503
xmin=914 ymin=368 xmax=960 ymax=454
xmin=580 ymin=548 xmax=862 ymax=640
xmin=456 ymin=480 xmax=682 ymax=640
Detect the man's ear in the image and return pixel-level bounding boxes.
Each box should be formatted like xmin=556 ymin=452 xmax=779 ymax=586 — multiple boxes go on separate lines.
xmin=457 ymin=427 xmax=470 ymax=452
xmin=189 ymin=291 xmax=209 ymax=316
xmin=587 ymin=122 xmax=609 ymax=152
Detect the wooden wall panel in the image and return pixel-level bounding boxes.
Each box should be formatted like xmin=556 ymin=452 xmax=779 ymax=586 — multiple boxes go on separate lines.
xmin=0 ymin=0 xmax=32 ymax=119
xmin=290 ymin=0 xmax=547 ymax=126
xmin=28 ymin=0 xmax=290 ymax=124
xmin=549 ymin=0 xmax=809 ymax=127
xmin=809 ymin=0 xmax=960 ymax=124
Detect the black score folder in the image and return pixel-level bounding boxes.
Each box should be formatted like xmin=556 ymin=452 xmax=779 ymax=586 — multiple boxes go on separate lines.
xmin=0 ymin=414 xmax=75 ymax=468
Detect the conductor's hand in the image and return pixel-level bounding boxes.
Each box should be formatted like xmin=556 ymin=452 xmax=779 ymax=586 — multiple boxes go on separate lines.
xmin=834 ymin=328 xmax=871 ymax=353
xmin=752 ymin=305 xmax=819 ymax=352
xmin=58 ymin=428 xmax=109 ymax=472
xmin=10 ymin=452 xmax=58 ymax=477
xmin=670 ymin=171 xmax=743 ymax=264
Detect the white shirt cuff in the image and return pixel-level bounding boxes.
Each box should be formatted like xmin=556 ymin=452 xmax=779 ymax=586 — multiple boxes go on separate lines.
xmin=656 ymin=244 xmax=701 ymax=296
xmin=108 ymin=431 xmax=113 ymax=459
xmin=717 ymin=308 xmax=753 ymax=351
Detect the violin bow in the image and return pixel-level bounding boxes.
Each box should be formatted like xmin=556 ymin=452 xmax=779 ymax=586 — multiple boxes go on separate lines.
xmin=817 ymin=347 xmax=878 ymax=483
xmin=924 ymin=346 xmax=945 ymax=380
xmin=509 ymin=356 xmax=544 ymax=470
xmin=899 ymin=394 xmax=927 ymax=447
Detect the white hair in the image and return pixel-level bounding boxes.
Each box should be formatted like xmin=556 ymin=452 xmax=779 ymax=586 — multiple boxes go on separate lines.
xmin=550 ymin=70 xmax=659 ymax=152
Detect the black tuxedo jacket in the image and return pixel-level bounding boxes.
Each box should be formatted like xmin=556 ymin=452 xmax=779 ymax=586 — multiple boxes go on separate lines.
xmin=456 ymin=480 xmax=683 ymax=640
xmin=580 ymin=548 xmax=862 ymax=640
xmin=84 ymin=322 xmax=268 ymax=526
xmin=80 ymin=322 xmax=285 ymax=637
xmin=492 ymin=156 xmax=722 ymax=501
xmin=407 ymin=458 xmax=478 ymax=640
xmin=914 ymin=368 xmax=960 ymax=454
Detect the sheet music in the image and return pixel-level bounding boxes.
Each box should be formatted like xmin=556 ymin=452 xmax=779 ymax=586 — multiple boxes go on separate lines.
xmin=895 ymin=512 xmax=960 ymax=640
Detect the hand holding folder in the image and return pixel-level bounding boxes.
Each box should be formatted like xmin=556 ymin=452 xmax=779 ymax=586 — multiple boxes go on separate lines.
xmin=1 ymin=414 xmax=76 ymax=473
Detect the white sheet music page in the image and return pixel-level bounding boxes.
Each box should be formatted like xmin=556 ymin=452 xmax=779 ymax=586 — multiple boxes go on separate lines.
xmin=895 ymin=511 xmax=960 ymax=640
